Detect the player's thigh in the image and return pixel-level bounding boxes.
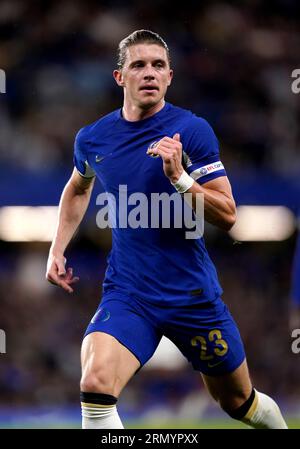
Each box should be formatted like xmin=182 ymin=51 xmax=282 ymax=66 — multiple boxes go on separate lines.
xmin=165 ymin=299 xmax=246 ymax=376
xmin=81 ymin=331 xmax=140 ymax=397
xmin=164 ymin=298 xmax=250 ymax=409
xmin=201 ymin=358 xmax=252 ymax=409
xmin=81 ymin=294 xmax=162 ymax=397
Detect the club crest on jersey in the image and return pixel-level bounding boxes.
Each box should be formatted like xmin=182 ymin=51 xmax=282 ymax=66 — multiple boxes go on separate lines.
xmin=182 ymin=151 xmax=192 ymax=168
xmin=147 ymin=141 xmax=160 ymax=158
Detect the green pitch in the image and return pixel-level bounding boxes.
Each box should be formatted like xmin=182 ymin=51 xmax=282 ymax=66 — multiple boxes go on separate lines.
xmin=1 ymin=418 xmax=299 ymax=429
xmin=126 ymin=418 xmax=300 ymax=429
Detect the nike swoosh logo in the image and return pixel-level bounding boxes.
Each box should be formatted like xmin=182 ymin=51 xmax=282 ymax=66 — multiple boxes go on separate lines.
xmin=207 ymin=359 xmax=225 ymax=368
xmin=95 ymin=155 xmax=105 ymax=163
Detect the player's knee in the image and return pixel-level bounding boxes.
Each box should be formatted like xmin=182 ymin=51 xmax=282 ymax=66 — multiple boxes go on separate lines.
xmin=219 ymin=393 xmax=248 ymax=414
xmin=220 ymin=388 xmax=255 ymax=420
xmin=80 ymin=370 xmax=115 ymax=396
xmin=208 ymin=384 xmax=251 ymax=412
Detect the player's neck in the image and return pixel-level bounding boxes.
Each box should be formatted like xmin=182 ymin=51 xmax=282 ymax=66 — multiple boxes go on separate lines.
xmin=121 ymin=100 xmax=165 ymax=122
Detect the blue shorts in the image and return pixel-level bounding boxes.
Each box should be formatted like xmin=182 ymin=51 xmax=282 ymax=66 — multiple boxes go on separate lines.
xmin=84 ymin=290 xmax=245 ymax=376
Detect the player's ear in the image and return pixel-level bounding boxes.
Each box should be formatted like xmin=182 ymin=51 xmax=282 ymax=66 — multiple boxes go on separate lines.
xmin=113 ymin=69 xmax=124 ymax=87
xmin=167 ymin=69 xmax=173 ymax=86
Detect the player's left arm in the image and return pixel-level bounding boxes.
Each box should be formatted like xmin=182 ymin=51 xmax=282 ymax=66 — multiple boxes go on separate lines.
xmin=148 ymin=133 xmax=236 ymax=231
xmin=186 ymin=175 xmax=236 ymax=231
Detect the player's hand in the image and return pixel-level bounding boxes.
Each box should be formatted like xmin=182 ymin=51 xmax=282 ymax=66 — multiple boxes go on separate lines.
xmin=46 ymin=253 xmax=79 ymax=294
xmin=147 ymin=133 xmax=184 ymax=182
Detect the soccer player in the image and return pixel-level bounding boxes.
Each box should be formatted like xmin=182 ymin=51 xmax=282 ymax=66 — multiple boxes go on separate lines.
xmin=46 ymin=30 xmax=287 ymax=429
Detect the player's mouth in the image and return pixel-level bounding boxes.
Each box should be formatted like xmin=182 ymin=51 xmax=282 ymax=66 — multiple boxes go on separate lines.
xmin=139 ymin=85 xmax=159 ymax=93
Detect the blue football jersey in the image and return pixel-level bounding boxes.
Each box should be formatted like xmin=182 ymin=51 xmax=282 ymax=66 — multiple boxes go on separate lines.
xmin=74 ymin=102 xmax=227 ymax=305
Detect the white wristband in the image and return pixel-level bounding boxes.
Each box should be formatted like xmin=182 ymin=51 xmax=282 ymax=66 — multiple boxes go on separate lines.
xmin=171 ymin=171 xmax=194 ymax=193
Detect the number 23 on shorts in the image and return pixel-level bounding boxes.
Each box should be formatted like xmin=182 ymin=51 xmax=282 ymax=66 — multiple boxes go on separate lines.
xmin=191 ymin=329 xmax=228 ymax=368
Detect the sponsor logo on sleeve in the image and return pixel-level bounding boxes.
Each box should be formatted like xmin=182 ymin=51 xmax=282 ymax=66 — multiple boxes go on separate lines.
xmin=190 ymin=161 xmax=224 ymax=180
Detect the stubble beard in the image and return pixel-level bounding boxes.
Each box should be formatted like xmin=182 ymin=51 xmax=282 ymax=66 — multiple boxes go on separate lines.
xmin=138 ymin=91 xmax=164 ymax=111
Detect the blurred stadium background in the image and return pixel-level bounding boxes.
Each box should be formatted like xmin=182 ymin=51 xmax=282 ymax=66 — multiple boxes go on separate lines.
xmin=0 ymin=0 xmax=300 ymax=429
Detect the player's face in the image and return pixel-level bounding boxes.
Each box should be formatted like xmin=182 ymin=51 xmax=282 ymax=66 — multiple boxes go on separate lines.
xmin=114 ymin=44 xmax=173 ymax=109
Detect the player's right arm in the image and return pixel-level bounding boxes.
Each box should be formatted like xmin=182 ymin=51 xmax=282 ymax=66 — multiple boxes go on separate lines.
xmin=46 ymin=168 xmax=95 ymax=293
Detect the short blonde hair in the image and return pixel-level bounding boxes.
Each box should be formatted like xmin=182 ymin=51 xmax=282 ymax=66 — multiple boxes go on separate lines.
xmin=117 ymin=29 xmax=170 ymax=69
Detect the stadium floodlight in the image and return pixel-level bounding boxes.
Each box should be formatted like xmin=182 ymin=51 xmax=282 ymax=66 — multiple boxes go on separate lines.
xmin=229 ymin=205 xmax=296 ymax=242
xmin=0 ymin=206 xmax=58 ymax=242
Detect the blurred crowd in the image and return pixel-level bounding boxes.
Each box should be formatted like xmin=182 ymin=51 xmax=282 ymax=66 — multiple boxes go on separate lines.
xmin=0 ymin=0 xmax=299 ymax=174
xmin=0 ymin=235 xmax=299 ymax=414
xmin=0 ymin=0 xmax=300 ymax=418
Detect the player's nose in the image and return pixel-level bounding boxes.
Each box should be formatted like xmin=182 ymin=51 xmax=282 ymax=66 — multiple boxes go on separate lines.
xmin=143 ymin=73 xmax=155 ymax=82
xmin=143 ymin=64 xmax=155 ymax=79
